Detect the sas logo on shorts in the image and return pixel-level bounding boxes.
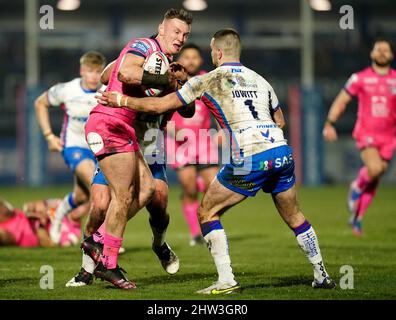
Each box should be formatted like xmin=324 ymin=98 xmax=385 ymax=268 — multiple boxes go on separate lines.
xmin=260 ymin=154 xmax=293 ymax=171
xmin=87 ymin=132 xmax=104 ymax=154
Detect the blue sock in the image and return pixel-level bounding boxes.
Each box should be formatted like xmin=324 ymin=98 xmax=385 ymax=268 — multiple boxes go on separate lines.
xmin=67 ymin=192 xmax=77 ymax=209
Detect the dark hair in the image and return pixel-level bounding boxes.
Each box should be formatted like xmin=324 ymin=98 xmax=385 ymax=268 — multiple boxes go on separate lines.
xmin=372 ymin=37 xmax=394 ymax=54
xmin=179 ymin=43 xmax=202 ymax=57
xmin=164 ymin=8 xmax=193 ymax=25
xmin=213 ymin=28 xmax=241 ymax=43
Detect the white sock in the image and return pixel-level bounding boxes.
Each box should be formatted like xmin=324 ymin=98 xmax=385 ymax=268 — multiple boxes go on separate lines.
xmin=204 ymin=229 xmax=236 ymax=285
xmin=54 ymin=193 xmax=76 ymax=223
xmin=295 ymin=225 xmax=329 ymax=282
xmin=82 ymin=252 xmax=95 ymax=274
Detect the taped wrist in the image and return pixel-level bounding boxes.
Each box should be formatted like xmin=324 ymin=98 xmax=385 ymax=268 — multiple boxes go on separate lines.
xmin=141 ymin=71 xmax=170 ymax=88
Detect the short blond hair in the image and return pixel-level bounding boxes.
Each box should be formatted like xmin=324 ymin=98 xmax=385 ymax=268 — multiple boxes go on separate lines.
xmin=80 ymin=51 xmax=106 ymax=67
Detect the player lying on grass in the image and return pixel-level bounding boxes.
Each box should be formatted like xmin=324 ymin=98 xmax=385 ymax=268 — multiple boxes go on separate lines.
xmin=323 ymin=38 xmax=396 ymax=236
xmin=96 ymin=28 xmax=336 ymax=294
xmin=35 ymin=51 xmax=106 ymax=245
xmin=0 ymin=199 xmax=88 ymax=247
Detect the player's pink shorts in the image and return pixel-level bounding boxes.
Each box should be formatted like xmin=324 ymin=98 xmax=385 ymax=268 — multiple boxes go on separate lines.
xmin=355 ymin=134 xmax=396 ymax=161
xmin=85 ymin=112 xmax=139 ymax=157
xmin=166 ymin=135 xmax=219 ymax=170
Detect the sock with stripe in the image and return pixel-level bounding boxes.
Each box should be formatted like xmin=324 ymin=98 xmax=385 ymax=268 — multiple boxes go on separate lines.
xmin=293 ymin=220 xmax=329 ymax=282
xmin=53 ymin=192 xmax=77 ymax=223
xmin=201 ymin=220 xmax=237 ymax=285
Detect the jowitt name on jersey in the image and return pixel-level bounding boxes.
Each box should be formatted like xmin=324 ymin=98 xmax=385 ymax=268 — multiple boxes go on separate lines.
xmin=232 ymin=90 xmax=258 ymax=99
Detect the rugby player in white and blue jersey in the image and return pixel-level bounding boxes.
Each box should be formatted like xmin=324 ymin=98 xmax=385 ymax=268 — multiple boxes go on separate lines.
xmin=35 ymin=51 xmax=106 ymax=244
xmin=97 ymin=29 xmax=335 ymax=294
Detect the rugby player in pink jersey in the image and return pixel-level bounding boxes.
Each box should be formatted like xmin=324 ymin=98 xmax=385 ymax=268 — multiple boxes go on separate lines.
xmin=167 ymin=44 xmax=220 ymax=246
xmin=323 ymin=38 xmax=396 ymax=236
xmin=0 ymin=199 xmax=88 ymax=248
xmin=83 ymin=9 xmax=192 ymax=289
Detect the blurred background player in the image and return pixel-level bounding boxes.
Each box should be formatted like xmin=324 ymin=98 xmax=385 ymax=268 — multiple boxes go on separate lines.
xmin=0 ymin=198 xmax=88 ymax=248
xmin=34 ymin=51 xmax=106 ymax=244
xmin=82 ymin=9 xmax=193 ymax=289
xmin=167 ymin=44 xmax=219 ymax=246
xmin=97 ymin=28 xmax=336 ymax=294
xmin=323 ymin=38 xmax=396 ymax=236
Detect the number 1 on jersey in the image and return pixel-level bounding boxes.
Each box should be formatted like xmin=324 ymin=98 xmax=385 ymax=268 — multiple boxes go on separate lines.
xmin=244 ymin=99 xmax=259 ymax=120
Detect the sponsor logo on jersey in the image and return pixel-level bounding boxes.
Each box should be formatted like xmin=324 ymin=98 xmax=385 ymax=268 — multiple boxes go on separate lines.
xmin=130 ymin=40 xmax=150 ymax=54
xmin=386 ymin=78 xmax=396 ymax=85
xmin=231 ymin=68 xmax=242 ymax=73
xmin=71 ymin=116 xmax=88 ymax=122
xmin=261 ymin=129 xmax=275 ymax=143
xmin=363 ymin=77 xmax=378 ymax=84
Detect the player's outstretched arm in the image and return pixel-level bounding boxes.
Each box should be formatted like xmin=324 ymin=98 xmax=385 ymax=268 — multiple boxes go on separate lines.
xmin=323 ymin=89 xmax=352 ymax=142
xmin=96 ymin=90 xmax=185 ymax=114
xmin=34 ymin=92 xmax=63 ymax=152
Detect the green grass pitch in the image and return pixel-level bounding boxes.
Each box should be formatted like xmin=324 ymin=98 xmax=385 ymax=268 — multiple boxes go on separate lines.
xmin=0 ymin=185 xmax=395 ymax=300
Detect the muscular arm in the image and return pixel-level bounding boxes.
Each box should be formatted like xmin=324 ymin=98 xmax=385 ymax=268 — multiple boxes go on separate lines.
xmin=101 ymin=60 xmax=116 ymax=85
xmin=117 ymin=53 xmax=145 ymax=85
xmin=0 ymin=229 xmax=17 ymax=246
xmin=323 ymin=89 xmax=352 ymax=142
